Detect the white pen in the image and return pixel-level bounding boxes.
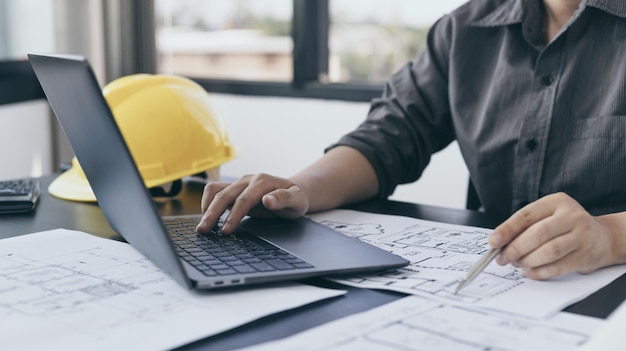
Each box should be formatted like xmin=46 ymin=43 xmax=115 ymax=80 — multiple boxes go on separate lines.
xmin=454 ymin=246 xmax=503 ymax=294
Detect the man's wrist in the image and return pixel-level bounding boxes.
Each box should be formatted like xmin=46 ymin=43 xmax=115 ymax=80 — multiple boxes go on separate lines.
xmin=598 ymin=212 xmax=626 ymax=267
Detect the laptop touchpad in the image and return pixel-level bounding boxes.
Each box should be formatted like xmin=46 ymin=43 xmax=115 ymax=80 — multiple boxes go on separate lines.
xmin=240 ymin=217 xmax=349 ymax=249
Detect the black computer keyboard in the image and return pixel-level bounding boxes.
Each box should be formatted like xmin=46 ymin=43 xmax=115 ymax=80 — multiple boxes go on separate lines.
xmin=164 ymin=217 xmax=313 ymax=277
xmin=0 ymin=178 xmax=40 ymax=213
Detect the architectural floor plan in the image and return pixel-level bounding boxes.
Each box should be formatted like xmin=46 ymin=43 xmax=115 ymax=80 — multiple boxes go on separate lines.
xmin=308 ymin=209 xmax=626 ymax=318
xmin=241 ymin=295 xmax=602 ymax=351
xmin=0 ymin=229 xmax=344 ymax=351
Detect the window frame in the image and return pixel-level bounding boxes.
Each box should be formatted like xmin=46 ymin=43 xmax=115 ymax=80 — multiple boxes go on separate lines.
xmin=140 ymin=0 xmax=384 ymax=102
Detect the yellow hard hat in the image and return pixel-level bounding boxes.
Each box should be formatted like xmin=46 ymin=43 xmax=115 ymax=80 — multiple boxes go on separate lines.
xmin=49 ymin=74 xmax=236 ymax=202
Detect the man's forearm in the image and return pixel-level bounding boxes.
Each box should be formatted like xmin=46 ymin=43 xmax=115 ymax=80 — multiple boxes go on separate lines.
xmin=289 ymin=146 xmax=379 ymax=213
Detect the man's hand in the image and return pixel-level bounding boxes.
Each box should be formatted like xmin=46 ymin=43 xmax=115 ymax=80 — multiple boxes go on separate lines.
xmin=195 ymin=146 xmax=379 ymax=235
xmin=196 ymin=174 xmax=309 ymax=235
xmin=488 ymin=192 xmax=622 ymax=280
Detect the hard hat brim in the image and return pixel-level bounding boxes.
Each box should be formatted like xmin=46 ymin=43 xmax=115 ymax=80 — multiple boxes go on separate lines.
xmin=48 ymin=167 xmax=97 ymax=202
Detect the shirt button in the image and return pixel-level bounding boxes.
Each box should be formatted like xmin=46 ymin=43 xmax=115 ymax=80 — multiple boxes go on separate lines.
xmin=526 ymin=138 xmax=539 ymax=152
xmin=540 ymin=75 xmax=554 ymax=86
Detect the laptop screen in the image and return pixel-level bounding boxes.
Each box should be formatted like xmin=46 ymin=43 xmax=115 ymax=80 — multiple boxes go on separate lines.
xmin=28 ymin=53 xmax=191 ymax=288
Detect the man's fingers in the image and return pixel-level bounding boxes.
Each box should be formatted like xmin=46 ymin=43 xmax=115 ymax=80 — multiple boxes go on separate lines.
xmin=220 ymin=175 xmax=303 ymax=234
xmin=197 ymin=180 xmax=251 ymax=233
xmin=489 ymin=193 xmax=571 ymax=248
xmin=513 ymin=232 xmax=577 ymax=270
xmin=197 ymin=182 xmax=231 ymax=233
xmin=200 ymin=182 xmax=229 ymax=213
xmin=261 ymin=185 xmax=308 ymax=219
xmin=222 ymin=175 xmax=283 ymax=232
xmin=491 ymin=204 xmax=551 ymax=248
xmin=520 ymin=246 xmax=589 ymax=280
xmin=197 ymin=173 xmax=308 ymax=235
xmin=501 ymin=215 xmax=572 ymax=264
xmin=226 ymin=184 xmax=307 ymax=231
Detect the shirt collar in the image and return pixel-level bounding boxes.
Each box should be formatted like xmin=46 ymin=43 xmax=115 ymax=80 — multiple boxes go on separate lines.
xmin=586 ymin=0 xmax=626 ymax=18
xmin=472 ymin=0 xmax=626 ymax=28
xmin=472 ymin=0 xmax=526 ymax=27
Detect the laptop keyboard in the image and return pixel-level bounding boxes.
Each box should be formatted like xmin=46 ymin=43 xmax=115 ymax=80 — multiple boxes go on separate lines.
xmin=164 ymin=217 xmax=314 ymax=277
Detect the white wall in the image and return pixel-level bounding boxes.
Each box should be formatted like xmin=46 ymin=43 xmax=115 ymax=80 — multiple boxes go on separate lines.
xmin=0 ymin=100 xmax=53 ymax=180
xmin=0 ymin=94 xmax=469 ymax=209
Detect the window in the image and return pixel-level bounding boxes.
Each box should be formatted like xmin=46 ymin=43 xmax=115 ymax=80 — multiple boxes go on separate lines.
xmin=0 ymin=0 xmax=55 ymax=104
xmin=155 ymin=0 xmax=293 ymax=81
xmin=329 ymin=0 xmax=467 ymax=84
xmin=150 ymin=0 xmax=468 ymax=101
xmin=0 ymin=0 xmax=55 ymax=61
xmin=1 ymin=0 xmax=106 ymax=177
xmin=0 ymin=0 xmax=106 ymax=104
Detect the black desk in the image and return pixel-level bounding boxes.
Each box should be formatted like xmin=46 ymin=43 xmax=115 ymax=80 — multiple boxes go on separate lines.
xmin=2 ymin=175 xmax=625 ymax=350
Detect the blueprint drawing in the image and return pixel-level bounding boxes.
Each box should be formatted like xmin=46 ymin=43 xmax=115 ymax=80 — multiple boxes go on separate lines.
xmin=0 ymin=229 xmax=344 ymax=351
xmin=240 ymin=295 xmax=603 ymax=351
xmin=308 ymin=209 xmax=626 ymax=318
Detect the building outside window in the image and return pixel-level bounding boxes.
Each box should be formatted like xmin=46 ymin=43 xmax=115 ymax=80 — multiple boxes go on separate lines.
xmin=155 ymin=0 xmax=467 ymax=86
xmin=328 ymin=0 xmax=466 ymax=83
xmin=156 ymin=0 xmax=293 ymax=81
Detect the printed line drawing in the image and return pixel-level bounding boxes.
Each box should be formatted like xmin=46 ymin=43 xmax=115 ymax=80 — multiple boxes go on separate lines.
xmin=310 ymin=209 xmax=626 ymax=318
xmin=317 ymin=219 xmax=523 ymax=302
xmin=0 ymin=248 xmax=208 ymax=324
xmin=0 ymin=229 xmax=345 ymax=351
xmin=242 ymin=295 xmax=599 ymax=351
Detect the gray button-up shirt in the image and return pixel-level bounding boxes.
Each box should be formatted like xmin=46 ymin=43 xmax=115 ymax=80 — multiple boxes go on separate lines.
xmin=331 ymin=0 xmax=626 ymax=218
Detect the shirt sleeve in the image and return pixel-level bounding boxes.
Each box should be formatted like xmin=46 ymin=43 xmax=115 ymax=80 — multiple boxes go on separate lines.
xmin=326 ymin=15 xmax=456 ymax=198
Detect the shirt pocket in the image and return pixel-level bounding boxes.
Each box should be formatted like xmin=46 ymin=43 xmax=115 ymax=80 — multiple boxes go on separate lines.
xmin=560 ymin=115 xmax=626 ymax=211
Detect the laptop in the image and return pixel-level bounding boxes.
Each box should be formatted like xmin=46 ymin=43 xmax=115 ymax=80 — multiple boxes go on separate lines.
xmin=28 ymin=53 xmax=409 ymax=290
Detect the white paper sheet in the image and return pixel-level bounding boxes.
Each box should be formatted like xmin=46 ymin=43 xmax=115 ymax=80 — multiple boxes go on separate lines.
xmin=0 ymin=229 xmax=346 ymax=351
xmin=238 ymin=295 xmax=603 ymax=351
xmin=308 ymin=209 xmax=626 ymax=318
xmin=577 ymin=297 xmax=626 ymax=350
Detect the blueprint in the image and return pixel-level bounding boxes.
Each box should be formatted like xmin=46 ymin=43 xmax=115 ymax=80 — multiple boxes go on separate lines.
xmin=239 ymin=295 xmax=603 ymax=351
xmin=308 ymin=209 xmax=626 ymax=318
xmin=0 ymin=229 xmax=345 ymax=351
